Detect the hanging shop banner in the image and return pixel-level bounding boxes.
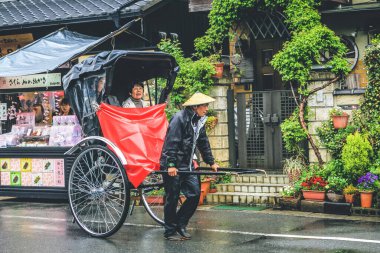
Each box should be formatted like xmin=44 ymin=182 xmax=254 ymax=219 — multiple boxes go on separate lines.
xmin=0 ymin=33 xmax=34 ymax=57
xmin=0 ymin=73 xmax=61 ymax=89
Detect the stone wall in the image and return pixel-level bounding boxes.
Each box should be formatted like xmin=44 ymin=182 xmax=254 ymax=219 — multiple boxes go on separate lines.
xmin=206 ymin=85 xmax=230 ymax=165
xmin=308 ymin=72 xmax=363 ymax=163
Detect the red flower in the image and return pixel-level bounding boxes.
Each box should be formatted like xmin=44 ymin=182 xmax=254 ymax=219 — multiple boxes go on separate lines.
xmin=301 ymin=176 xmax=328 ymax=191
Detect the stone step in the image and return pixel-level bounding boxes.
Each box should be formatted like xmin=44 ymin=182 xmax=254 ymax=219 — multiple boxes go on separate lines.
xmin=206 ymin=192 xmax=281 ymax=206
xmin=231 ymin=174 xmax=289 ymax=184
xmin=216 ymin=183 xmax=286 ymax=193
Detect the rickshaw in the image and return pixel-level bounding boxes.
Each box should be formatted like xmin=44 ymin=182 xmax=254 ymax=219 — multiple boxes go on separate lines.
xmin=63 ymin=50 xmax=264 ymax=238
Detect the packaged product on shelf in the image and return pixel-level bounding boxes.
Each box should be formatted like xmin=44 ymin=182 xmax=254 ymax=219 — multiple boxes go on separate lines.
xmin=16 ymin=112 xmax=35 ymax=126
xmin=49 ymin=124 xmax=82 ymax=146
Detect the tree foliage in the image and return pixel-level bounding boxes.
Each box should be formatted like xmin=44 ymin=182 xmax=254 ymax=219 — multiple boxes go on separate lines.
xmin=193 ymin=0 xmax=350 ymax=166
xmin=158 ymin=39 xmax=216 ymax=117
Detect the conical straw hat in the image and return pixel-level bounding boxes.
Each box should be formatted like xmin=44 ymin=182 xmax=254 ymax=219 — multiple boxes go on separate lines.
xmin=182 ymin=92 xmax=215 ymax=106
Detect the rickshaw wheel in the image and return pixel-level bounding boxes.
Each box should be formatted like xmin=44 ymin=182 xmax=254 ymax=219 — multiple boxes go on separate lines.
xmin=68 ymin=145 xmax=130 ymax=237
xmin=140 ymin=174 xmax=183 ymax=226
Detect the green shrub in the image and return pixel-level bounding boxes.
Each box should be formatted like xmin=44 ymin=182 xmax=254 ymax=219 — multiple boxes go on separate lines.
xmin=316 ymin=120 xmax=356 ymax=159
xmin=321 ymin=159 xmax=345 ymax=178
xmin=342 ymin=132 xmax=373 ymax=182
xmin=325 ymin=176 xmax=348 ymax=193
xmin=280 ymin=109 xmax=307 ymax=156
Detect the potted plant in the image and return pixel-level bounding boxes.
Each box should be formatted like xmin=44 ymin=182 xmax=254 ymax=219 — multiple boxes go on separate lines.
xmin=325 ymin=176 xmax=348 ymax=202
xmin=283 ymin=156 xmax=307 ymax=186
xmin=144 ymin=188 xmax=165 ymax=205
xmin=357 ymin=172 xmax=379 ymax=208
xmin=300 ymin=175 xmax=328 ymax=201
xmin=231 ymin=65 xmax=242 ymax=83
xmin=210 ymin=54 xmax=224 ymax=78
xmin=281 ymin=185 xmax=297 ymax=199
xmin=205 ymin=109 xmax=218 ymax=132
xmin=329 ymin=107 xmax=349 ymax=129
xmin=343 ymin=184 xmax=358 ymax=204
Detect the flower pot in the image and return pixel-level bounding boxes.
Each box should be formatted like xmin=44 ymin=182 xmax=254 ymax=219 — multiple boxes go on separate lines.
xmin=209 ymin=188 xmax=217 ymax=193
xmin=360 ymin=191 xmax=373 ymax=208
xmin=326 ymin=192 xmax=344 ymax=202
xmin=213 ymin=62 xmax=224 ymax=78
xmin=302 ymin=190 xmax=325 ymax=201
xmin=145 ymin=195 xmax=165 ymax=205
xmin=282 ymin=196 xmax=295 ymax=200
xmin=332 ymin=114 xmax=349 ymax=129
xmin=232 ymin=76 xmax=241 ymax=83
xmin=200 ymin=180 xmax=211 ymax=194
xmin=198 ymin=190 xmax=206 ymax=205
xmin=344 ymin=193 xmax=355 ymax=204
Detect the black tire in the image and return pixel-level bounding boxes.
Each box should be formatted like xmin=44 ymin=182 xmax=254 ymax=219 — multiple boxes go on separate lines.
xmin=140 ymin=174 xmax=183 ymax=226
xmin=68 ymin=145 xmax=130 ymax=237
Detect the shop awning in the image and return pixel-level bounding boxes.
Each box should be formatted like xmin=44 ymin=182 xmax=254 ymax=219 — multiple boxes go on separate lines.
xmin=0 ymin=20 xmax=137 ymax=77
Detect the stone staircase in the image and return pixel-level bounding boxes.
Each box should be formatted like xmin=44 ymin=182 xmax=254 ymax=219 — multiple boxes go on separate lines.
xmin=206 ymin=174 xmax=289 ymax=206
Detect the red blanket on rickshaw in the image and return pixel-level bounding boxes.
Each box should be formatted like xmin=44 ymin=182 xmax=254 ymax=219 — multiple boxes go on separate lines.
xmin=97 ymin=103 xmax=168 ymax=188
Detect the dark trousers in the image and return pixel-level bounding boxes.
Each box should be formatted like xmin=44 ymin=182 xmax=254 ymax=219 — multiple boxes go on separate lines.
xmin=163 ymin=173 xmax=200 ymax=236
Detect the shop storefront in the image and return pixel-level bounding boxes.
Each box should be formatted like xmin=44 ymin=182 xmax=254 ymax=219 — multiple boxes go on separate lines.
xmin=0 ymin=24 xmax=133 ymax=199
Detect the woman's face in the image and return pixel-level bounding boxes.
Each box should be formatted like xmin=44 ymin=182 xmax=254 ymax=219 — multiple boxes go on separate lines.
xmin=60 ymin=104 xmax=71 ymax=114
xmin=131 ymin=84 xmax=143 ymax=100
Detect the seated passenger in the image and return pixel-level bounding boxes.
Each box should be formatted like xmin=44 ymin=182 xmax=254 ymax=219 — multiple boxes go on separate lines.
xmin=97 ymin=77 xmax=120 ymax=106
xmin=58 ymin=98 xmax=74 ymax=116
xmin=122 ymin=82 xmax=148 ymax=108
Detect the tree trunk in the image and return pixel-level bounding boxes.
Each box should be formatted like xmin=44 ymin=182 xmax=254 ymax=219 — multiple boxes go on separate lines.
xmin=299 ymin=96 xmax=324 ymax=167
xmin=296 ymin=76 xmax=341 ymax=168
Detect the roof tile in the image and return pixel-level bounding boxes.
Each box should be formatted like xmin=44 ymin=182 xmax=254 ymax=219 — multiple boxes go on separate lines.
xmin=0 ymin=0 xmax=164 ymax=29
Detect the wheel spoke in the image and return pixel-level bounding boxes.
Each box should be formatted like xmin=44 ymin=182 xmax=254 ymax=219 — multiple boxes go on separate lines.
xmin=69 ymin=146 xmax=129 ymax=237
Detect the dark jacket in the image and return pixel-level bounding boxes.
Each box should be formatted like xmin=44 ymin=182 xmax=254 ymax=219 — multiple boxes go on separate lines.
xmin=160 ymin=108 xmax=215 ymax=171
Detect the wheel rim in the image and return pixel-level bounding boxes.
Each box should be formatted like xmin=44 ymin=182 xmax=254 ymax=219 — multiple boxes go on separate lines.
xmin=69 ymin=146 xmax=128 ymax=236
xmin=141 ymin=174 xmax=184 ymax=226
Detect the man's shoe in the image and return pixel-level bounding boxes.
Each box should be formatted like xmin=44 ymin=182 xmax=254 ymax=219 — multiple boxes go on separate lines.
xmin=177 ymin=227 xmax=191 ymax=240
xmin=164 ymin=232 xmax=184 ymax=241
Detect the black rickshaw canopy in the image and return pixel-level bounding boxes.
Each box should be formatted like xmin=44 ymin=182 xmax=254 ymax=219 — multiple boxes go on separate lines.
xmin=62 ymin=50 xmax=179 ymax=137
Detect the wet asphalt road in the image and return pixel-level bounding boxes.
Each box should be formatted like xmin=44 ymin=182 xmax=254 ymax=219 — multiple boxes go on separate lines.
xmin=0 ymin=198 xmax=379 ymax=253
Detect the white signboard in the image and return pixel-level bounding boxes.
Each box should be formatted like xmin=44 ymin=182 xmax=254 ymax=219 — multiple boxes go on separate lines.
xmin=0 ymin=73 xmax=61 ymax=89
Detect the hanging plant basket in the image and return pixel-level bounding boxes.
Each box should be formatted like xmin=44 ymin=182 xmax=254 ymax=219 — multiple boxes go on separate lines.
xmin=332 ymin=114 xmax=349 ymax=129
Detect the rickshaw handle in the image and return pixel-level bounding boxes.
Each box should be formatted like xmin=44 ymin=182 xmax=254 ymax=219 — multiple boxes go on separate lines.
xmin=151 ymin=168 xmax=267 ymax=176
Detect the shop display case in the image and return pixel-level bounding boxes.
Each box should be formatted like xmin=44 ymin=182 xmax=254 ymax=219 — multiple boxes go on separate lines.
xmin=0 ymin=88 xmax=82 ymax=199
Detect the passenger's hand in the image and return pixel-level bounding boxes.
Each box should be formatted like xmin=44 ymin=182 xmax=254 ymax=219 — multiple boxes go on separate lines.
xmin=211 ymin=163 xmax=219 ymax=172
xmin=168 ymin=167 xmax=178 ymax=177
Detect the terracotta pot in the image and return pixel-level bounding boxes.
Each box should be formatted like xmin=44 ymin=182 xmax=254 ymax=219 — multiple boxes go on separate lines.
xmin=201 ymin=180 xmax=211 ymax=194
xmin=302 ymin=190 xmax=325 ymax=202
xmin=209 ymin=188 xmax=217 ymax=193
xmin=198 ymin=190 xmax=206 ymax=205
xmin=282 ymin=196 xmax=295 ymax=200
xmin=360 ymin=191 xmax=373 ymax=208
xmin=344 ymin=193 xmax=355 ymax=204
xmin=332 ymin=114 xmax=349 ymax=129
xmin=145 ymin=195 xmax=165 ymax=205
xmin=213 ymin=62 xmax=224 ymax=78
xmin=179 ymin=195 xmax=186 ymax=205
